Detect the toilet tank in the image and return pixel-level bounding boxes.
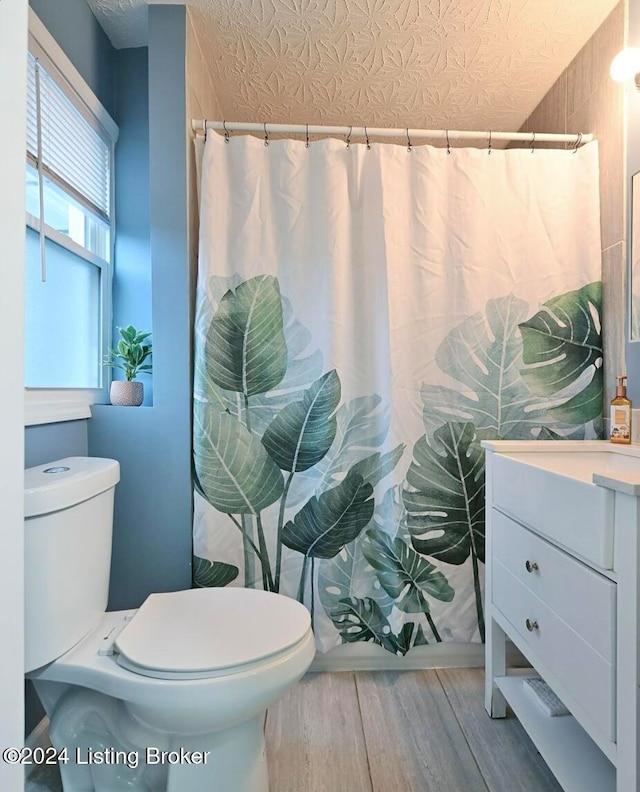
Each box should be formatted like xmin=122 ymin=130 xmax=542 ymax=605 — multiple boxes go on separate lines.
xmin=24 ymin=457 xmax=120 ymax=673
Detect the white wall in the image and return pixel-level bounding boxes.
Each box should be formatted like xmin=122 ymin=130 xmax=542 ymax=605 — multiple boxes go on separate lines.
xmin=0 ymin=0 xmax=27 ymax=787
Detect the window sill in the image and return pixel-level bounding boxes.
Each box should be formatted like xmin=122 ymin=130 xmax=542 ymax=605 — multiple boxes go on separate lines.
xmin=24 ymin=389 xmax=105 ymax=426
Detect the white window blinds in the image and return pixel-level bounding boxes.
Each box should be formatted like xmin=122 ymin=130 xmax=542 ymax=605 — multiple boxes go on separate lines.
xmin=26 ymin=53 xmax=111 ymax=220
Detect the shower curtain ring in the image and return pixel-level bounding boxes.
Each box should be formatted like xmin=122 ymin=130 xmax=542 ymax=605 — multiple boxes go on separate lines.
xmin=530 ymin=131 xmax=535 ymax=153
xmin=446 ymin=129 xmax=451 ymax=155
xmin=573 ymin=132 xmax=582 ymax=154
xmin=365 ymin=126 xmax=371 ymax=150
xmin=306 ymin=123 xmax=310 ymax=149
xmin=264 ymin=122 xmax=269 ymax=147
xmin=223 ymin=120 xmax=230 ymax=143
xmin=488 ymin=130 xmax=492 ymax=155
xmin=406 ymin=128 xmax=412 ymax=153
xmin=346 ymin=126 xmax=352 ymax=150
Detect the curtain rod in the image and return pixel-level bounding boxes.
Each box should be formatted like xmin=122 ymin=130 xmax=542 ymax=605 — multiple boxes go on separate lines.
xmin=191 ymin=120 xmax=593 ymax=146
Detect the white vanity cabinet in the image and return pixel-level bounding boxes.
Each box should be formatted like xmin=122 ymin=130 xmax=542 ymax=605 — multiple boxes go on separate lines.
xmin=484 ymin=440 xmax=640 ymax=792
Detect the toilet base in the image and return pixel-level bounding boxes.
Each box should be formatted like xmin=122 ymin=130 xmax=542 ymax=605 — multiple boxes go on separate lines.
xmin=165 ymin=718 xmax=268 ymax=792
xmin=45 ymin=686 xmax=269 ymax=792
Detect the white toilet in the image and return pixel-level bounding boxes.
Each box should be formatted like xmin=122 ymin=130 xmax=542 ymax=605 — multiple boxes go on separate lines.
xmin=25 ymin=457 xmax=315 ymax=792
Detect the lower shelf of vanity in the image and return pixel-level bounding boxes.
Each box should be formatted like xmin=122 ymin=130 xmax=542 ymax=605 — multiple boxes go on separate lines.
xmin=495 ymin=675 xmax=615 ymax=792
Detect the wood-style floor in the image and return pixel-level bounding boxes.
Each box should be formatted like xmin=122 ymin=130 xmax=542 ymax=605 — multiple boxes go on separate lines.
xmin=266 ymin=669 xmax=561 ymax=792
xmin=27 ymin=669 xmax=561 ymax=792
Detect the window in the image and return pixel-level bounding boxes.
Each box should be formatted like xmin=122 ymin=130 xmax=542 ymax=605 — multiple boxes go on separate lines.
xmin=25 ymin=14 xmax=118 ymax=418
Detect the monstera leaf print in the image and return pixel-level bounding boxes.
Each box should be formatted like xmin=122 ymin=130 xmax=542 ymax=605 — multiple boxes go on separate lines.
xmin=349 ymin=446 xmax=406 ymax=490
xmin=196 ymin=290 xmax=324 ymax=428
xmin=194 ymin=405 xmax=284 ymax=514
xmin=241 ymin=296 xmax=325 ymax=436
xmin=519 ymin=282 xmax=603 ymax=424
xmin=193 ymin=557 xmax=239 ymax=587
xmin=262 ymin=369 xmax=342 ymax=590
xmin=537 ymin=426 xmax=586 ymax=441
xmin=362 ymin=529 xmax=453 ymax=641
xmin=194 ymin=275 xmax=240 ymax=409
xmin=372 ymin=485 xmax=411 ymax=543
xmin=329 ymin=598 xmax=410 ymax=654
xmin=318 ymin=532 xmax=394 ymax=620
xmin=403 ymin=421 xmax=485 ymax=640
xmin=282 ymin=471 xmax=374 ymax=559
xmin=403 ymin=423 xmax=485 ymax=563
xmin=282 ymin=470 xmax=374 ymax=602
xmin=282 ymin=471 xmax=374 ymax=558
xmin=421 ymin=294 xmax=550 ymax=441
xmin=205 ymin=275 xmax=287 ymax=397
xmin=300 ymin=395 xmax=392 ymax=489
xmin=413 ymin=624 xmax=429 ymax=646
xmin=287 ymin=395 xmax=401 ymax=512
xmin=268 ymin=296 xmax=325 ymax=390
xmin=330 ymin=596 xmax=414 ymax=656
xmin=262 ymin=370 xmax=341 ymax=472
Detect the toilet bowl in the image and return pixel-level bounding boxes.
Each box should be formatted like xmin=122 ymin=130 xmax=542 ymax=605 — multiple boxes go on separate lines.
xmin=24 ymin=457 xmax=315 ymax=792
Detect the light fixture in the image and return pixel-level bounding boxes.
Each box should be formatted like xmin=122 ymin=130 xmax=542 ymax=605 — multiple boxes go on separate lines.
xmin=610 ymin=47 xmax=640 ymax=88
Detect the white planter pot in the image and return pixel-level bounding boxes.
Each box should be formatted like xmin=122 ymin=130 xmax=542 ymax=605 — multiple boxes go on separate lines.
xmin=110 ymin=380 xmax=144 ymax=406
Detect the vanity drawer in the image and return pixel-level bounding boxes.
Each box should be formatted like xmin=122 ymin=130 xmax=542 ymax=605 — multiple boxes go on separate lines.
xmin=493 ymin=558 xmax=615 ymax=742
xmin=492 ymin=509 xmax=616 ymax=663
xmin=491 ymin=452 xmax=614 ymax=568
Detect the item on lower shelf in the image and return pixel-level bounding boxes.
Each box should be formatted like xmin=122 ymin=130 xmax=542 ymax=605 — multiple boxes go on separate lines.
xmin=523 ymin=677 xmax=570 ymax=717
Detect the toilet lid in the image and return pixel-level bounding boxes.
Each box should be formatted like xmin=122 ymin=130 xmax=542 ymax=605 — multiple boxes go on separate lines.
xmin=114 ymin=588 xmax=311 ymax=677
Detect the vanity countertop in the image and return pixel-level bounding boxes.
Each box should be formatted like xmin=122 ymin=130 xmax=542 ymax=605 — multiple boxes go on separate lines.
xmin=481 ymin=440 xmax=640 ymax=495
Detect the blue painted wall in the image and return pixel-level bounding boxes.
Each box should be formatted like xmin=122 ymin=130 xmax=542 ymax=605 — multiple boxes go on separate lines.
xmin=88 ymin=4 xmax=192 ymax=610
xmin=112 ymin=47 xmax=153 ymax=406
xmin=25 ymin=420 xmax=88 ymax=467
xmin=29 ymin=0 xmax=115 ymax=116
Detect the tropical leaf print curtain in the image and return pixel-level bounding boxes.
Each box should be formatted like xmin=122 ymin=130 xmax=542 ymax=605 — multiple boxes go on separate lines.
xmin=193 ymin=133 xmax=603 ymax=654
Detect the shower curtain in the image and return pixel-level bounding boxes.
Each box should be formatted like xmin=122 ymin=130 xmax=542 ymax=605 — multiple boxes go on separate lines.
xmin=193 ymin=132 xmax=603 ymax=655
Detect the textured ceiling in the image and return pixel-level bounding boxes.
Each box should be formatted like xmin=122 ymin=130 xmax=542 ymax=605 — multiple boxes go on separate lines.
xmin=89 ymin=0 xmax=620 ymax=132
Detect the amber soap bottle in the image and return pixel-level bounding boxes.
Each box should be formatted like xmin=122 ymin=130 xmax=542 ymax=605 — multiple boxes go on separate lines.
xmin=610 ymin=375 xmax=632 ymax=444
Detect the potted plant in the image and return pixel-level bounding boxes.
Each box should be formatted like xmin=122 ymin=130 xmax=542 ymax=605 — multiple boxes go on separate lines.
xmin=103 ymin=325 xmax=152 ymax=406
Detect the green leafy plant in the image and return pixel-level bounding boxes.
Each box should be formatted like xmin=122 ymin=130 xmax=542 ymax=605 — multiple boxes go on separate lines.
xmin=103 ymin=325 xmax=153 ymax=381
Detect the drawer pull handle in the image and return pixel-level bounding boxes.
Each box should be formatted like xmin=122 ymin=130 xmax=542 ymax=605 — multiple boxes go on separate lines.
xmin=525 ymin=619 xmax=539 ymax=632
xmin=525 ymin=560 xmax=539 ymax=573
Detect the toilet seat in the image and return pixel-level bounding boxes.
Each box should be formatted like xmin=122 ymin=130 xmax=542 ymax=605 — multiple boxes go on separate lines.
xmin=114 ymin=588 xmax=311 ymax=680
